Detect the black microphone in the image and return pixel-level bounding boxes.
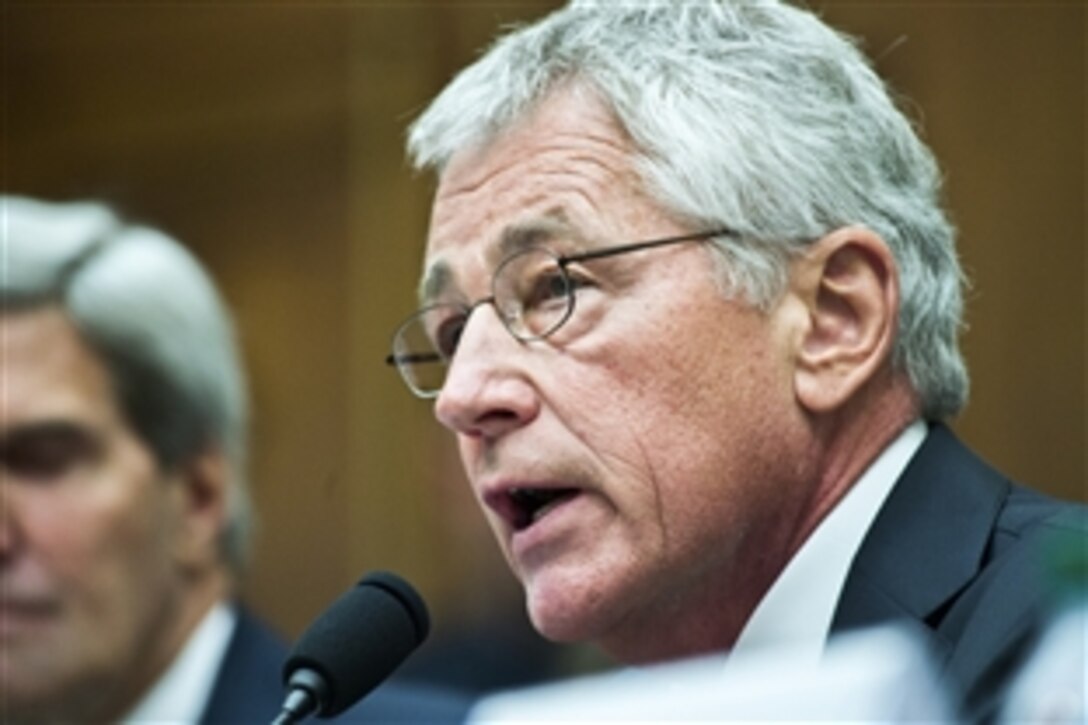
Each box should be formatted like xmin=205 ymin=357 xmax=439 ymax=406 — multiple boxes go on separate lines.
xmin=273 ymin=571 xmax=430 ymax=725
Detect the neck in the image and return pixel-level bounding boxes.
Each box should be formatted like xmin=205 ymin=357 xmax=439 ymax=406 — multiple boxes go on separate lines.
xmin=787 ymin=373 xmax=919 ymax=557
xmin=595 ymin=374 xmax=919 ymax=666
xmin=597 ymin=561 xmax=780 ymax=665
xmin=91 ymin=569 xmax=231 ymax=725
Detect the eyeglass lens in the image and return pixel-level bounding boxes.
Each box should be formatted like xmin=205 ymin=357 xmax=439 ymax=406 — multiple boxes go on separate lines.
xmin=392 ymin=247 xmax=576 ymax=396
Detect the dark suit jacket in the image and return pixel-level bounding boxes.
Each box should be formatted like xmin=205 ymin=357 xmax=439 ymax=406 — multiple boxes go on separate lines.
xmin=200 ymin=607 xmax=471 ymax=724
xmin=832 ymin=424 xmax=1086 ymax=722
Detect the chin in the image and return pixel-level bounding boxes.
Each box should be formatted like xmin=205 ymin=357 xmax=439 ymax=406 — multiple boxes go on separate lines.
xmin=527 ymin=602 xmax=589 ymax=643
xmin=523 ymin=571 xmax=627 ymax=645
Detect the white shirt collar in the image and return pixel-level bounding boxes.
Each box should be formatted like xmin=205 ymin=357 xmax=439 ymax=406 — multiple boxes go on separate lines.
xmin=728 ymin=420 xmax=928 ymax=667
xmin=121 ymin=602 xmax=237 ymax=724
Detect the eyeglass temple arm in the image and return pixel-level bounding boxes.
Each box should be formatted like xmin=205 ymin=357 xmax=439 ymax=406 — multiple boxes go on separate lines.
xmin=561 ymin=228 xmax=735 ymax=264
xmin=385 ymin=352 xmax=443 ymax=366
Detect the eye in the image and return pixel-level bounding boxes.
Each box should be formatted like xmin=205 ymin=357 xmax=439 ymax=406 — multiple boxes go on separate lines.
xmin=521 ymin=265 xmax=571 ymax=311
xmin=431 ymin=314 xmax=467 ymax=359
xmin=530 ymin=269 xmax=569 ymax=304
xmin=1 ymin=423 xmax=104 ymax=482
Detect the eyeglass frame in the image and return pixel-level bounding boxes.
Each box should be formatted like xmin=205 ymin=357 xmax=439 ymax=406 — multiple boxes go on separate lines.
xmin=385 ymin=227 xmax=736 ymax=398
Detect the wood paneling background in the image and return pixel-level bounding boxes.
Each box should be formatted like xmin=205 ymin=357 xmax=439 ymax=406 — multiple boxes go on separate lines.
xmin=5 ymin=1 xmax=1083 ymax=675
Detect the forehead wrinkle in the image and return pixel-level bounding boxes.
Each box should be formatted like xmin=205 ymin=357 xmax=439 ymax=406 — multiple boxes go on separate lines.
xmin=438 ymin=122 xmax=633 ymax=202
xmin=434 ymin=131 xmax=636 ymax=240
xmin=422 ymin=94 xmax=641 ymax=306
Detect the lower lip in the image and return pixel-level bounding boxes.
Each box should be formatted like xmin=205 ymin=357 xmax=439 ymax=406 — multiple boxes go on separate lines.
xmin=509 ymin=492 xmax=589 ymax=563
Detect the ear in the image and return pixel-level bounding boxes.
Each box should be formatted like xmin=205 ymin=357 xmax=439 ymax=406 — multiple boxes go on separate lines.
xmin=790 ymin=226 xmax=899 ymax=414
xmin=168 ymin=447 xmax=229 ymax=573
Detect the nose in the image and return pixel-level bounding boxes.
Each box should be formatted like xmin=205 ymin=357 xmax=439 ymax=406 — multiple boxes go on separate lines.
xmin=434 ymin=305 xmax=539 ymax=440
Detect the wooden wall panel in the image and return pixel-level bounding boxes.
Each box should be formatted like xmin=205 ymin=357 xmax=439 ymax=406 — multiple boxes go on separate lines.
xmin=4 ymin=4 xmax=360 ymax=636
xmin=818 ymin=3 xmax=1086 ymax=502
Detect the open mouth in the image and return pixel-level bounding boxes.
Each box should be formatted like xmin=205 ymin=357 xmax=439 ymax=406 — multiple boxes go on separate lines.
xmin=506 ymin=487 xmax=580 ymax=531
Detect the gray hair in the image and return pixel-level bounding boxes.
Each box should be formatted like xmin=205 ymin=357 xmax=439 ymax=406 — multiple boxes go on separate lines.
xmin=408 ymin=0 xmax=968 ymax=420
xmin=1 ymin=195 xmax=253 ymax=573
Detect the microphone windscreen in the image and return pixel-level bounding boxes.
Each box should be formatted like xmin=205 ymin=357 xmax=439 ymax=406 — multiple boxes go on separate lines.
xmin=283 ymin=571 xmax=430 ymax=717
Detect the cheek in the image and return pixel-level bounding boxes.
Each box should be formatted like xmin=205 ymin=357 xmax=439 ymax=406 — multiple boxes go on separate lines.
xmin=572 ymin=303 xmax=794 ymax=522
xmin=42 ymin=460 xmax=176 ymax=611
xmin=557 ymin=318 xmax=757 ymax=464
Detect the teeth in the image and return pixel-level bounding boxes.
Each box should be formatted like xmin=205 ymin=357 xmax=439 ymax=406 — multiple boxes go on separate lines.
xmin=509 ymin=487 xmax=576 ymax=530
xmin=531 ymin=497 xmax=564 ymax=524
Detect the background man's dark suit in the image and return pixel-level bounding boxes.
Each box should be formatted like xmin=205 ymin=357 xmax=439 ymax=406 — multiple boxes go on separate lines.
xmin=833 ymin=425 xmax=1086 ymax=721
xmin=201 ymin=609 xmax=470 ymax=724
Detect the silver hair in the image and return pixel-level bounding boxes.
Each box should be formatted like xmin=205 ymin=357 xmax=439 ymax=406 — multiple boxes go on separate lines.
xmin=1 ymin=195 xmax=253 ymax=573
xmin=408 ymin=0 xmax=968 ymax=420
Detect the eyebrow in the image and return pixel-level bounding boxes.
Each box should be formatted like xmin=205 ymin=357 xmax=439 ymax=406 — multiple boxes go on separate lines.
xmin=496 ymin=218 xmax=572 ymax=259
xmin=418 ymin=213 xmax=581 ymax=305
xmin=419 ymin=262 xmax=453 ymax=305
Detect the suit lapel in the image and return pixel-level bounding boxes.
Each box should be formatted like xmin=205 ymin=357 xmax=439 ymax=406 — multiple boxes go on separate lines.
xmin=832 ymin=425 xmax=1010 ymax=657
xmin=200 ymin=607 xmax=288 ymax=724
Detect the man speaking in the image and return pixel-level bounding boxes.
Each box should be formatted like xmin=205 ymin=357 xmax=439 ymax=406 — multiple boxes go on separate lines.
xmin=384 ymin=2 xmax=1087 ymax=720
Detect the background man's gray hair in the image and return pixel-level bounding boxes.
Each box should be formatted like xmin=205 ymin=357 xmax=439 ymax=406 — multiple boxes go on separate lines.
xmin=2 ymin=195 xmax=253 ymax=573
xmin=408 ymin=0 xmax=968 ymax=420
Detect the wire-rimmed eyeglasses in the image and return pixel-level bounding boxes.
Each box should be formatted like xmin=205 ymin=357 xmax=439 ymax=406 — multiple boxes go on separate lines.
xmin=385 ymin=228 xmax=733 ymax=398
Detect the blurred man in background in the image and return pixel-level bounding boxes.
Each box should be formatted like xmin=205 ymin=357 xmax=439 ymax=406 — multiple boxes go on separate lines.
xmin=385 ymin=1 xmax=1086 ymax=720
xmin=0 ymin=196 xmax=466 ymax=723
